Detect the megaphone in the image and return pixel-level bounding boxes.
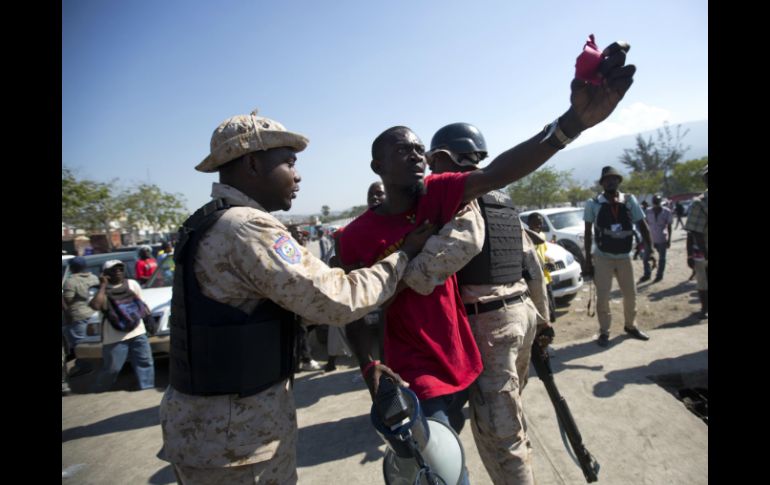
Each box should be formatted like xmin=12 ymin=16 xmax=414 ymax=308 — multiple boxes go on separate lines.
xmin=370 ymin=377 xmax=466 ymax=485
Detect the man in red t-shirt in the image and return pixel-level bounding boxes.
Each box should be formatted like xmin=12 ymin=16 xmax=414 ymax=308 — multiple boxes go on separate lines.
xmin=135 ymin=245 xmax=158 ymax=285
xmin=338 ymin=40 xmax=634 ymax=480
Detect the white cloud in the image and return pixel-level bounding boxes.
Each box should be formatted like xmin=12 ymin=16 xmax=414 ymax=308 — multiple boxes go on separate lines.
xmin=570 ymin=102 xmax=672 ymax=148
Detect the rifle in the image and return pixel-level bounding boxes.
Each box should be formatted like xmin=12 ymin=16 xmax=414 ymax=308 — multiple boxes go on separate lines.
xmin=531 ymin=337 xmax=600 ymax=482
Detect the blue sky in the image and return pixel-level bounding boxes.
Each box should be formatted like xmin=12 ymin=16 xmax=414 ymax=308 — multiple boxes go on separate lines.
xmin=62 ymin=0 xmax=708 ymax=218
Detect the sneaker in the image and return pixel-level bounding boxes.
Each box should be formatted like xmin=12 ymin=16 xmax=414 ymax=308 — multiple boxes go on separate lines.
xmin=638 ymin=275 xmax=651 ymax=283
xmin=597 ymin=333 xmax=610 ymax=347
xmin=624 ymin=327 xmax=650 ymax=340
xmin=653 ymin=275 xmax=663 ymax=283
xmin=299 ymin=359 xmax=322 ymax=371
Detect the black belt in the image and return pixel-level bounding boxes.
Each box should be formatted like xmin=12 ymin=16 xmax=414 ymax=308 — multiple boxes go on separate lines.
xmin=464 ymin=292 xmax=529 ymax=315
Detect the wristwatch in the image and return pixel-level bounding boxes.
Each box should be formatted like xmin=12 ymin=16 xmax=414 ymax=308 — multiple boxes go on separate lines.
xmin=540 ymin=118 xmax=579 ymax=150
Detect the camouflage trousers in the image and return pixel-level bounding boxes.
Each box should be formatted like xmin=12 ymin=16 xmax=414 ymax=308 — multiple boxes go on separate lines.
xmin=159 ymin=381 xmax=298 ymax=485
xmin=467 ymin=297 xmax=539 ymax=485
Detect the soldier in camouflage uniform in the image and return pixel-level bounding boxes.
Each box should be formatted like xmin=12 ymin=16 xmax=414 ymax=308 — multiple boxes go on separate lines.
xmin=158 ymin=109 xmax=437 ymax=484
xmin=403 ymin=122 xmax=550 ymax=485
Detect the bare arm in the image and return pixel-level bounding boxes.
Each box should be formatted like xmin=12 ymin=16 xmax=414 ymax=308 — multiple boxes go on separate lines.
xmin=89 ymin=276 xmax=109 ymax=311
xmin=463 ymin=127 xmax=563 ymax=202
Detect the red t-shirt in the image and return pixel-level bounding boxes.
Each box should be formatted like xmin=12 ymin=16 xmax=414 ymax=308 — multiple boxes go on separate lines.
xmin=135 ymin=258 xmax=158 ymax=281
xmin=338 ymin=172 xmax=483 ymax=400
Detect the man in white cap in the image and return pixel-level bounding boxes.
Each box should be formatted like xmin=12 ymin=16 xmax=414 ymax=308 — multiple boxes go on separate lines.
xmin=89 ymin=259 xmax=156 ymax=391
xmin=158 ymin=109 xmax=437 ymax=484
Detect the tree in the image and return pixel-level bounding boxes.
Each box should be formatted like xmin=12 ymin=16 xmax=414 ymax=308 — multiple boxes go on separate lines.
xmin=62 ymin=166 xmax=124 ymax=249
xmin=121 ymin=183 xmax=189 ymax=241
xmin=63 ymin=167 xmax=189 ymax=248
xmin=618 ymin=122 xmax=691 ymax=195
xmin=563 ymin=176 xmax=595 ymax=207
xmin=507 ymin=165 xmax=569 ymax=209
xmin=670 ymin=156 xmax=708 ymax=194
xmin=622 ymin=170 xmax=664 ymax=199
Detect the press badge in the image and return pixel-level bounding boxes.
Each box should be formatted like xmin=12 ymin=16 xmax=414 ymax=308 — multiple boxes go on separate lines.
xmin=610 ymin=224 xmax=622 ymax=233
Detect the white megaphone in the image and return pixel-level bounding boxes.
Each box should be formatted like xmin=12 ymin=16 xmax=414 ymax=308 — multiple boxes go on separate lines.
xmin=370 ymin=376 xmax=466 ymax=485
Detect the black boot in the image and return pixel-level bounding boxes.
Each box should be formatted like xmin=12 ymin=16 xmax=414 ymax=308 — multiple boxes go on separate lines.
xmin=698 ymin=290 xmax=708 ymax=319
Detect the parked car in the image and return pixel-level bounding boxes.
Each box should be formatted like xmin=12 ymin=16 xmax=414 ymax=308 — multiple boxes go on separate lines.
xmin=519 ymin=207 xmax=586 ymax=268
xmin=66 ymin=252 xmax=172 ymax=360
xmin=543 ymin=241 xmax=583 ymax=304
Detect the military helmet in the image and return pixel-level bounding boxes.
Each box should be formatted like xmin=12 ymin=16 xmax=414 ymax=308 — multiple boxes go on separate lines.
xmin=429 ymin=123 xmax=488 ymax=159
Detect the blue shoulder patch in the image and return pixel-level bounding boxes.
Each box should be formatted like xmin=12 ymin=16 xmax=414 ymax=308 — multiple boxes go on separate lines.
xmin=273 ymin=235 xmax=302 ymax=264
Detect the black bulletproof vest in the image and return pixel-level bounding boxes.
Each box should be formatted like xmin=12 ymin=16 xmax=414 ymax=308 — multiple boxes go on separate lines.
xmin=457 ymin=190 xmax=523 ymax=285
xmin=593 ymin=195 xmax=634 ymax=254
xmin=169 ymin=199 xmax=297 ymax=397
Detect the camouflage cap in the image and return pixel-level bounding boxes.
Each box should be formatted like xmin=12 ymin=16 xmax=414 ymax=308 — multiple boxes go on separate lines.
xmin=196 ymin=109 xmax=309 ymax=173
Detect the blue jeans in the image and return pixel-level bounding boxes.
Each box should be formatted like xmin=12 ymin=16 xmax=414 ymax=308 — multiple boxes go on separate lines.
xmin=62 ymin=319 xmax=93 ymax=373
xmin=421 ymin=389 xmax=471 ymax=485
xmin=62 ymin=319 xmax=89 ymax=350
xmin=93 ymin=333 xmax=155 ymax=392
xmin=643 ymin=242 xmax=668 ymax=279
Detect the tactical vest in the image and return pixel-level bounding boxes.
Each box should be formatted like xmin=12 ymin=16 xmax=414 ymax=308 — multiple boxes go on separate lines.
xmin=593 ymin=195 xmax=634 ymax=254
xmin=457 ymin=190 xmax=523 ymax=285
xmin=169 ymin=198 xmax=297 ymax=398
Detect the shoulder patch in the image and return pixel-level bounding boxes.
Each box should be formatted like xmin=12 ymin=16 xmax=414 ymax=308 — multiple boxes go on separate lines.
xmin=273 ymin=235 xmax=302 ymax=264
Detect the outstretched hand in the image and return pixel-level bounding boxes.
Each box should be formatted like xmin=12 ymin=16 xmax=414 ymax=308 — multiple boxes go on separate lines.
xmin=570 ymin=41 xmax=635 ymax=130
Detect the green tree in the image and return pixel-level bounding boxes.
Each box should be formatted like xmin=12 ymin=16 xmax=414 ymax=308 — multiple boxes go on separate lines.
xmin=670 ymin=156 xmax=708 ymax=193
xmin=618 ymin=122 xmax=691 ymax=195
xmin=121 ymin=183 xmax=189 ymax=241
xmin=563 ymin=179 xmax=595 ymax=207
xmin=622 ymin=170 xmax=664 ymax=198
xmin=507 ymin=165 xmax=569 ymax=209
xmin=62 ymin=166 xmax=124 ymax=249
